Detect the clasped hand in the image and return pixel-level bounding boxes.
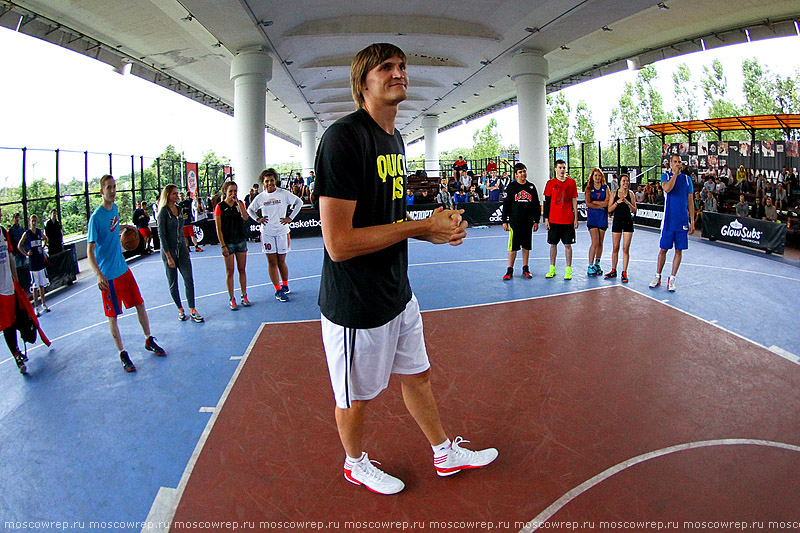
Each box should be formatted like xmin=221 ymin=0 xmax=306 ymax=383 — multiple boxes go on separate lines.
xmin=426 ymin=207 xmax=467 ymax=245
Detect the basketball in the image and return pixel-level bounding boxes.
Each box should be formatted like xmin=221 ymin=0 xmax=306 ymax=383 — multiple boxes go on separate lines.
xmin=120 ymin=227 xmax=141 ymax=251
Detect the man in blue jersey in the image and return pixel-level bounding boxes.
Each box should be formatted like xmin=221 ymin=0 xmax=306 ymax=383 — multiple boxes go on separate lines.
xmin=649 ymin=154 xmax=695 ymax=292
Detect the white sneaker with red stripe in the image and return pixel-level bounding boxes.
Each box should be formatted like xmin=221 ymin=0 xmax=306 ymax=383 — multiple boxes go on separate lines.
xmin=343 ymin=453 xmax=405 ymax=495
xmin=433 ymin=436 xmax=498 ymax=477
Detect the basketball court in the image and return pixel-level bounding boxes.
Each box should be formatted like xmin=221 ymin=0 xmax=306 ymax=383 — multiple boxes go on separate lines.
xmin=1 ymin=225 xmax=799 ymax=532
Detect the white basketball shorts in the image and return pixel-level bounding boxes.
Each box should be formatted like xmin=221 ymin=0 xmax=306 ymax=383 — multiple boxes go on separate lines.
xmin=30 ymin=269 xmax=50 ymax=289
xmin=261 ymin=233 xmax=289 ymax=255
xmin=321 ymin=294 xmax=430 ymax=409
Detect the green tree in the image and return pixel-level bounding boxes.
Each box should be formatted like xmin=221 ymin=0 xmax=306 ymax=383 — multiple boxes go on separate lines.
xmin=673 ymin=63 xmax=698 ymax=121
xmin=741 ymin=57 xmax=799 ymax=139
xmin=472 ymin=118 xmax=502 ymax=160
xmin=152 ymin=145 xmax=185 ymax=188
xmin=547 ymin=93 xmax=570 ymax=149
xmin=570 ymin=100 xmax=595 ymax=185
xmin=198 ymin=149 xmax=231 ymax=197
xmin=700 ymin=59 xmax=745 ymax=140
xmin=610 ymin=65 xmax=675 ymax=170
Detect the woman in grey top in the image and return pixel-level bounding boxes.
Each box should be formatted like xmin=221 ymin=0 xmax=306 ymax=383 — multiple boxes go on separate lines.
xmin=157 ymin=184 xmax=204 ymax=322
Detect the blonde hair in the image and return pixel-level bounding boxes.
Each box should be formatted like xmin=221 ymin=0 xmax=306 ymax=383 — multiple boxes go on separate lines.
xmin=158 ymin=184 xmax=177 ymax=213
xmin=350 ymin=43 xmax=407 ymax=109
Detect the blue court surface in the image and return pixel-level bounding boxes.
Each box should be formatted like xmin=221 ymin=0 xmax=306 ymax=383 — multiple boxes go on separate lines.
xmin=0 ymin=223 xmax=798 ymax=532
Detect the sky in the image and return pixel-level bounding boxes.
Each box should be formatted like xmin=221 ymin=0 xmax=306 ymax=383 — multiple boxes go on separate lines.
xmin=0 ymin=26 xmax=799 ymax=185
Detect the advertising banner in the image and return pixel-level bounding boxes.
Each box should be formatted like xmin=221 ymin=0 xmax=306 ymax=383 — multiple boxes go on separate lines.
xmin=631 ymin=202 xmax=664 ymax=228
xmin=664 ymin=141 xmax=798 ymax=177
xmin=701 ymin=212 xmax=786 ymax=254
xmin=186 ymin=162 xmax=198 ymax=195
xmin=555 ymin=146 xmax=569 ymax=165
xmin=409 ymin=202 xmax=506 ymax=226
xmin=457 ymin=201 xmax=504 ymax=226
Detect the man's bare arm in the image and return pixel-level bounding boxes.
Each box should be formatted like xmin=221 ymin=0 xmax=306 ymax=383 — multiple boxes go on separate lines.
xmin=87 ymin=242 xmax=108 ymax=291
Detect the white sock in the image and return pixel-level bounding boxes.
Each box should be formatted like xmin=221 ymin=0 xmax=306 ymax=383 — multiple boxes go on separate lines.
xmin=346 ymin=452 xmax=366 ymax=464
xmin=432 ymin=439 xmax=451 ymax=455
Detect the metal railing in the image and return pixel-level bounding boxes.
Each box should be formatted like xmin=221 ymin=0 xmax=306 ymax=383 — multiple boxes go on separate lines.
xmin=0 ymin=146 xmax=228 ymax=235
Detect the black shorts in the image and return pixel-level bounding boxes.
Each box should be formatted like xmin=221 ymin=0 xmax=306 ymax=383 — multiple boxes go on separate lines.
xmin=612 ymin=220 xmax=635 ymax=233
xmin=547 ymin=223 xmax=576 ymax=245
xmin=507 ymin=223 xmax=533 ymax=251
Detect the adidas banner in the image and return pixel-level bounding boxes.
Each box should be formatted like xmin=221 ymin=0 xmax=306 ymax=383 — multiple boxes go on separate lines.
xmin=701 ymin=212 xmax=786 ymax=254
xmin=409 ymin=202 xmax=506 ymax=226
xmin=457 ymin=201 xmax=504 ymax=226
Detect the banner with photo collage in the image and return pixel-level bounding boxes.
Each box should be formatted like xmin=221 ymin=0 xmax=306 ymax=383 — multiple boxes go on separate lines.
xmin=663 ymin=140 xmax=799 ymax=179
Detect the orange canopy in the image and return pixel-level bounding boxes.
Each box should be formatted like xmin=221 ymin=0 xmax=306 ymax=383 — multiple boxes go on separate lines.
xmin=640 ymin=114 xmax=800 ymax=137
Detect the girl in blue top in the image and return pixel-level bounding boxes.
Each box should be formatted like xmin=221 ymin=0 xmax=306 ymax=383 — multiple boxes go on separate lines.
xmin=584 ymin=168 xmax=608 ymax=276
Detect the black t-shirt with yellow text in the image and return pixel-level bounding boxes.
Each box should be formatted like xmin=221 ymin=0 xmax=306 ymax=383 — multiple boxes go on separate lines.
xmin=315 ymin=109 xmax=411 ymax=329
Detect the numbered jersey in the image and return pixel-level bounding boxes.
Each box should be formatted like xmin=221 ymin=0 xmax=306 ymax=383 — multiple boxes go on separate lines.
xmin=314 ymin=108 xmax=411 ymax=329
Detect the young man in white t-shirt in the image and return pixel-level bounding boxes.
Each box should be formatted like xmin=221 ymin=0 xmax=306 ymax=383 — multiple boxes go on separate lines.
xmin=246 ymin=168 xmax=303 ymax=302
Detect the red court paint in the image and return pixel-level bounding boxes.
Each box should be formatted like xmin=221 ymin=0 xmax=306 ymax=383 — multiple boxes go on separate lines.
xmin=171 ymin=288 xmax=800 ymax=532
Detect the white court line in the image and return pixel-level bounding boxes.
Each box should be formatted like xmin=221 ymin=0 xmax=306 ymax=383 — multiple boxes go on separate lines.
xmin=520 ymin=439 xmax=800 ymax=532
xmin=710 ymin=319 xmax=718 ymax=324
xmin=769 ymin=345 xmax=800 ymax=364
xmin=7 ymin=251 xmax=796 ymax=364
xmin=623 ymin=286 xmax=800 ymax=367
xmin=198 ymin=407 xmax=215 ymax=413
xmin=142 ymin=323 xmax=266 ymax=533
xmin=6 ymin=274 xmax=324 ymax=360
xmin=423 ymin=285 xmax=616 ymax=314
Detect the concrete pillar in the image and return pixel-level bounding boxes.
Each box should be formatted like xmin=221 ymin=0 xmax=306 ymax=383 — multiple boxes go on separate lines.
xmin=299 ymin=119 xmax=317 ymax=177
xmin=422 ymin=115 xmax=439 ymax=177
xmin=230 ymin=50 xmax=272 ymax=193
xmin=510 ymin=50 xmax=549 ymax=194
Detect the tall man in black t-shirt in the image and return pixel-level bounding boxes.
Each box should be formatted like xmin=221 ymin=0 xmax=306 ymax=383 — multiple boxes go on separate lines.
xmin=315 ymin=43 xmax=498 ymax=495
xmin=501 ymin=163 xmax=540 ymax=280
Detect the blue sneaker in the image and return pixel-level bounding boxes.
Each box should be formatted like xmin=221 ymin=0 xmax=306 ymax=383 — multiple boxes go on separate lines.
xmin=281 ymin=285 xmax=291 ymax=295
xmin=588 ymin=264 xmax=597 ymax=276
xmin=594 ymin=263 xmax=603 ymax=276
xmin=275 ymin=289 xmax=289 ymax=303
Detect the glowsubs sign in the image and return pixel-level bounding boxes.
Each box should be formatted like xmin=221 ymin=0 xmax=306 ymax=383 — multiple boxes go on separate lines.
xmin=720 ymin=219 xmax=762 ymax=243
xmin=702 ymin=212 xmax=786 ymax=254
